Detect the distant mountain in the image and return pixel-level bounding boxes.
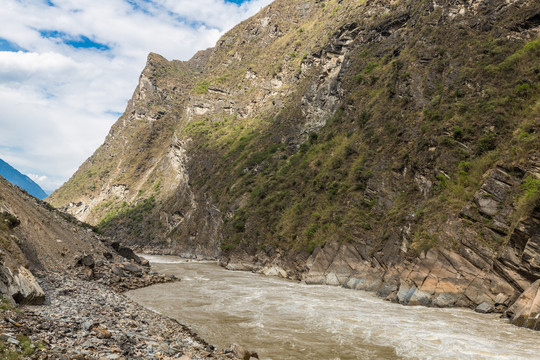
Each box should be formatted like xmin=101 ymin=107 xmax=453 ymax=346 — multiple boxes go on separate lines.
xmin=0 ymin=158 xmax=48 ymax=199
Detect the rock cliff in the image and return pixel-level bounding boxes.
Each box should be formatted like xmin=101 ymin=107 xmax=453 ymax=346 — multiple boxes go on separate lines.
xmin=49 ymin=0 xmax=540 ymax=328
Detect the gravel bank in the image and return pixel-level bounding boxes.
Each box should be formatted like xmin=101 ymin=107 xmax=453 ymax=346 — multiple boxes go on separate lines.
xmin=1 ymin=270 xmax=237 ymax=359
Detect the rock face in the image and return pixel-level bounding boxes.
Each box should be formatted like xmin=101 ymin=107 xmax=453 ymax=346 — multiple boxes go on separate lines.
xmin=49 ymin=0 xmax=540 ymax=329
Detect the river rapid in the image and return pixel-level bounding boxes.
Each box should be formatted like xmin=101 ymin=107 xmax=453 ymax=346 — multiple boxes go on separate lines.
xmin=126 ymin=255 xmax=540 ymax=360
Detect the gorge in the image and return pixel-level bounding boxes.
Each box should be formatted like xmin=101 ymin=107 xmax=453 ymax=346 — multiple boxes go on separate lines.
xmin=1 ymin=1 xmax=539 ymax=357
xmin=48 ymin=0 xmax=540 ymax=331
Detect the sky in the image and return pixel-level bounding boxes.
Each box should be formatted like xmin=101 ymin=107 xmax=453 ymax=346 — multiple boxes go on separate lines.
xmin=0 ymin=0 xmax=273 ymax=193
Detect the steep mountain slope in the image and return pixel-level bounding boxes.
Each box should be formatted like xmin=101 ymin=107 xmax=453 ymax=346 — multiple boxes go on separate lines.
xmin=50 ymin=0 xmax=540 ymax=327
xmin=0 ymin=173 xmax=175 ymax=303
xmin=0 ymin=158 xmax=48 ymax=199
xmin=0 ymin=174 xmax=109 ymax=304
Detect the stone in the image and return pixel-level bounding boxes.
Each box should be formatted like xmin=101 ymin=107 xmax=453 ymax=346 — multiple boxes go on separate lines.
xmin=475 ymin=302 xmax=493 ymax=314
xmin=474 ymin=193 xmax=500 ymax=217
xmin=7 ymin=336 xmax=20 ymax=345
xmin=397 ymin=284 xmax=416 ymax=304
xmin=92 ymin=325 xmax=111 ymax=339
xmin=82 ymin=255 xmax=95 ymax=268
xmin=231 ymin=343 xmax=256 ymax=360
xmin=101 ymin=354 xmax=122 ymax=360
xmin=81 ymin=320 xmax=93 ymax=331
xmin=117 ymin=247 xmax=141 ymax=264
xmin=111 ymin=266 xmax=124 ymax=277
xmin=140 ymin=258 xmax=150 ymax=267
xmin=83 ymin=267 xmax=94 ymax=280
xmin=376 ymin=282 xmax=398 ymax=298
xmin=432 ymin=293 xmax=460 ymax=307
xmin=7 ymin=266 xmax=45 ymax=305
xmin=121 ymin=263 xmax=142 ymax=275
xmin=0 ymin=333 xmax=19 ymax=345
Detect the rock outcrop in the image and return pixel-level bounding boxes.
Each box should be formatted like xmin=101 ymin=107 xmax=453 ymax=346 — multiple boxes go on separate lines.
xmin=0 ymin=265 xmax=44 ymax=305
xmin=507 ymin=279 xmax=540 ymax=330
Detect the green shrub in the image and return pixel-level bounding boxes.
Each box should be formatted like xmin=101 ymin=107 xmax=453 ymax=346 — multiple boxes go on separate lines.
xmin=424 ymin=109 xmax=442 ymax=122
xmin=452 ymin=126 xmax=464 ymax=140
xmin=477 ymin=133 xmax=496 ymax=154
xmin=193 ymin=81 xmax=210 ymax=94
xmin=522 ymin=176 xmax=540 ymax=202
xmin=515 ymin=83 xmax=531 ymax=96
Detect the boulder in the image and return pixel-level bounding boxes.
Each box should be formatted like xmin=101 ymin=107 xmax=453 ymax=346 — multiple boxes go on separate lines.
xmin=121 ymin=262 xmax=143 ymax=275
xmin=0 ymin=266 xmax=45 ymax=305
xmin=231 ymin=343 xmax=259 ymax=360
xmin=118 ymin=247 xmax=141 ymax=264
xmin=82 ymin=255 xmax=95 ymax=268
xmin=507 ymin=279 xmax=540 ymax=330
xmin=475 ymin=302 xmax=493 ymax=314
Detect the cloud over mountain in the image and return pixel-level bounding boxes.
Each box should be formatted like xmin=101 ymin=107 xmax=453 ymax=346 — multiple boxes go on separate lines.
xmin=0 ymin=0 xmax=272 ymax=192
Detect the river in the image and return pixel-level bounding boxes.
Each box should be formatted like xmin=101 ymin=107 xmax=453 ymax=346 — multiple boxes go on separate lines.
xmin=126 ymin=255 xmax=540 ymax=359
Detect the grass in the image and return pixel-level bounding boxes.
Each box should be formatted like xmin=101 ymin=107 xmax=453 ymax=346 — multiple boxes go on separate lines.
xmin=513 ymin=176 xmax=540 ymax=222
xmin=0 ymin=296 xmax=18 ymax=312
xmin=97 ymin=196 xmax=156 ymax=237
xmin=0 ymin=335 xmax=47 ymax=359
xmin=193 ymin=81 xmax=210 ymax=94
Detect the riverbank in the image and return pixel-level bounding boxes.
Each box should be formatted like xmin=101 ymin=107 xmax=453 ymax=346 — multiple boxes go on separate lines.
xmin=220 ymin=240 xmax=540 ymax=331
xmin=0 ymin=267 xmax=237 ymax=359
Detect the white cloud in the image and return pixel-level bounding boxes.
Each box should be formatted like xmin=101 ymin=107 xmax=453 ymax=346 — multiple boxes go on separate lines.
xmin=0 ymin=0 xmax=273 ymax=193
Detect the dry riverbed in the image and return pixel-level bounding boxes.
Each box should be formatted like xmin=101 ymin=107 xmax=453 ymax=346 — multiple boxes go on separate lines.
xmin=0 ymin=265 xmax=243 ymax=359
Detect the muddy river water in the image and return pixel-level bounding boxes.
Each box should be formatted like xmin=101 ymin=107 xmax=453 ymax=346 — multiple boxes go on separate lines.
xmin=126 ymin=255 xmax=540 ymax=359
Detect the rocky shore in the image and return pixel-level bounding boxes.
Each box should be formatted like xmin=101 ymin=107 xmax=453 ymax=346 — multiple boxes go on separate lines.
xmin=0 ymin=267 xmax=241 ymax=359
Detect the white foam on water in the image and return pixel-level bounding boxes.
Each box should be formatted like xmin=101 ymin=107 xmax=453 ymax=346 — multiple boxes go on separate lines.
xmin=138 ymin=254 xmax=188 ymax=264
xmin=139 ymin=254 xmax=219 ymax=265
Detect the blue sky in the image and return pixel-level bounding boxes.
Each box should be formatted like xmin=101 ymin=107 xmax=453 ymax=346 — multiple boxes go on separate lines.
xmin=0 ymin=0 xmax=272 ymax=192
